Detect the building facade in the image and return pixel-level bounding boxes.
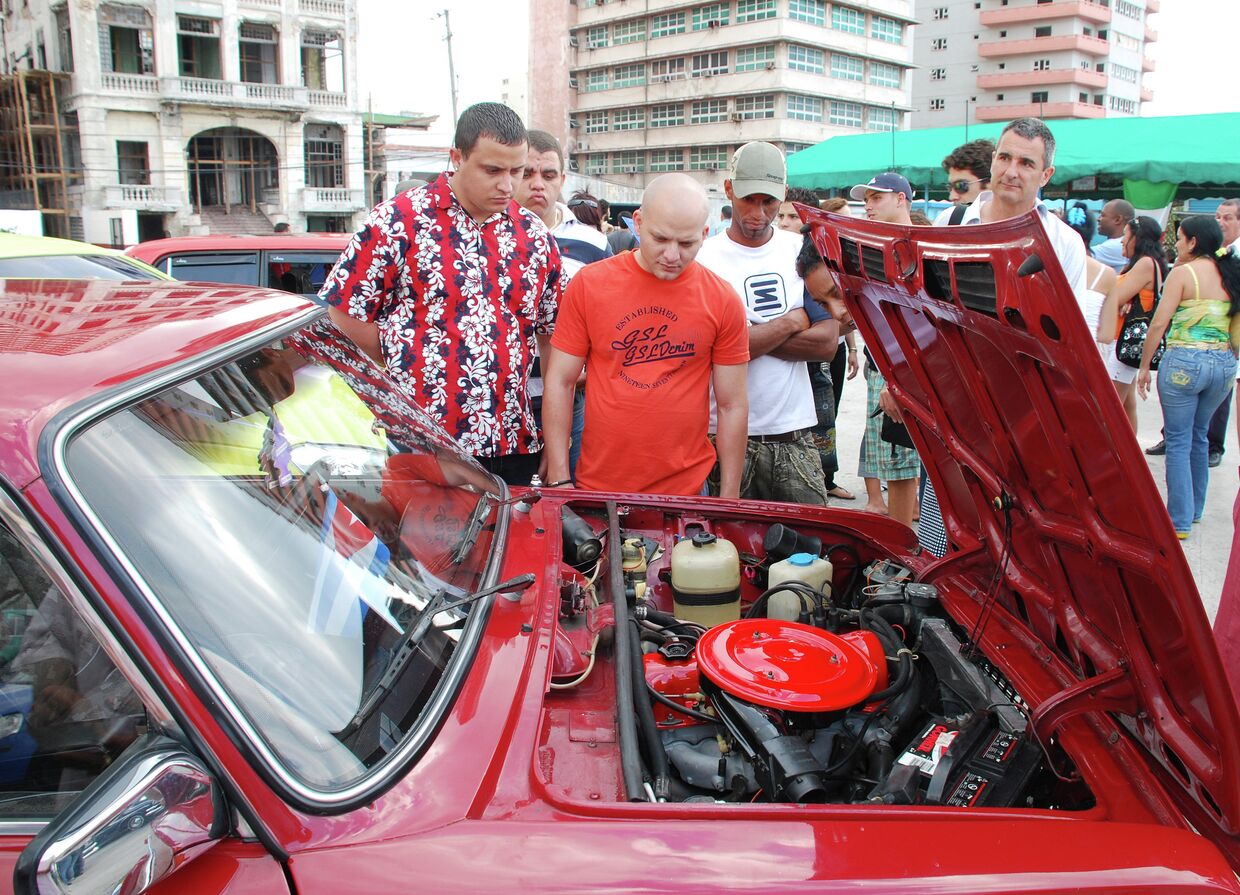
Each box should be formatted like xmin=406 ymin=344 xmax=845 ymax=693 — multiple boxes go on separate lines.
xmin=0 ymin=0 xmax=366 ymax=243
xmin=911 ymin=0 xmax=1157 ymax=129
xmin=528 ymin=0 xmax=915 ymax=190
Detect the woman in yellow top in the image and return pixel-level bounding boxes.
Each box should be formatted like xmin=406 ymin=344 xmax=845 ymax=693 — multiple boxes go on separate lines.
xmin=1136 ymin=216 xmax=1240 ymax=538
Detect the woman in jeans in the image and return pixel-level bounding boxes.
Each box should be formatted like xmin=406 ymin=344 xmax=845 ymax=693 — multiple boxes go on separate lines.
xmin=1136 ymin=216 xmax=1240 ymax=538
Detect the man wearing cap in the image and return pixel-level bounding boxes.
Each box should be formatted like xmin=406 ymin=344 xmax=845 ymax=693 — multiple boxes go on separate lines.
xmin=697 ymin=141 xmax=838 ymax=505
xmin=847 ymin=172 xmax=920 ymax=525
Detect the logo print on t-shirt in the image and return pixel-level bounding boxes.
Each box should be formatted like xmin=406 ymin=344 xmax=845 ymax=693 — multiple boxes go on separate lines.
xmin=744 ymin=274 xmax=788 ymax=320
xmin=611 ymin=305 xmax=697 ymax=391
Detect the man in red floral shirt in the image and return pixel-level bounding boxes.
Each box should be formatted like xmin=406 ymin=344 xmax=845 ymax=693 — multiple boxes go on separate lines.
xmin=321 ymin=102 xmax=564 ymax=485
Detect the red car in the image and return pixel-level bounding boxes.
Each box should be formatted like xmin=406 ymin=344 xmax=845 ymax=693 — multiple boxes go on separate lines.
xmin=0 ymin=207 xmax=1235 ymax=895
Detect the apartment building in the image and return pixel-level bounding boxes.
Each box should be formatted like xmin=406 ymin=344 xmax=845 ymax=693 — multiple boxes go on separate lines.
xmin=912 ymin=0 xmax=1157 ymax=128
xmin=528 ymin=0 xmax=915 ymax=190
xmin=0 ymin=0 xmax=365 ymax=243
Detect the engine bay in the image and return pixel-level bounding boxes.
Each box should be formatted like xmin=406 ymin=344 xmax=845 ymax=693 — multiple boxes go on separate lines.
xmin=539 ymin=500 xmax=1095 ymax=812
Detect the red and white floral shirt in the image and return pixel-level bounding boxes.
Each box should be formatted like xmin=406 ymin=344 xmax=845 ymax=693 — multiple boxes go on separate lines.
xmin=321 ymin=174 xmax=563 ymax=457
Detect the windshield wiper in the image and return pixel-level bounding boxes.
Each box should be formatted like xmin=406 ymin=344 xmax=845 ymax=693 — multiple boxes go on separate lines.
xmin=450 ymin=493 xmax=494 ymax=565
xmin=339 ymin=573 xmax=536 ymax=739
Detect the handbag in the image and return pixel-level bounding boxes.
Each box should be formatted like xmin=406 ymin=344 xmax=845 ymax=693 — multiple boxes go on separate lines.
xmin=876 ymin=408 xmax=915 ymax=449
xmin=1116 ymin=265 xmax=1164 ymax=370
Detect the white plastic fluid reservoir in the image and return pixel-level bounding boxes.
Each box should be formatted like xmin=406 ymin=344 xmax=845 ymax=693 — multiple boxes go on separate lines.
xmin=670 ymin=532 xmax=741 ymax=628
xmin=767 ymin=552 xmax=833 ymax=622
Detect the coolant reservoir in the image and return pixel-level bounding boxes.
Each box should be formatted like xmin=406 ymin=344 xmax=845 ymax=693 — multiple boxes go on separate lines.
xmin=767 ymin=553 xmax=833 ymax=622
xmin=670 ymin=532 xmax=740 ymax=628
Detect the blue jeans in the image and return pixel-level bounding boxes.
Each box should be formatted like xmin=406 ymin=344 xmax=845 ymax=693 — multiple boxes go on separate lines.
xmin=1157 ymin=346 xmax=1237 ymax=532
xmin=569 ymin=389 xmax=586 ymax=483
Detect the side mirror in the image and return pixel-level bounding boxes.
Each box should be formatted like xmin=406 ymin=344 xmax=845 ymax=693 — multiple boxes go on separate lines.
xmin=14 ymin=735 xmax=226 ymax=895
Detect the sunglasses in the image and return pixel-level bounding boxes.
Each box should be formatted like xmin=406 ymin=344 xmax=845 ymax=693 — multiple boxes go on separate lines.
xmin=947 ymin=178 xmax=987 ymax=193
xmin=567 ymin=197 xmax=599 ymax=209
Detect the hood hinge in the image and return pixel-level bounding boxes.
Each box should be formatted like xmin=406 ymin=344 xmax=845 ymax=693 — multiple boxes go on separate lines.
xmin=1030 ymin=665 xmax=1136 ymax=744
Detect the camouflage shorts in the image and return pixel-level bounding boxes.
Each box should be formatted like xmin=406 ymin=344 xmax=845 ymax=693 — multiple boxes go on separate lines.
xmin=739 ymin=432 xmax=830 ymax=505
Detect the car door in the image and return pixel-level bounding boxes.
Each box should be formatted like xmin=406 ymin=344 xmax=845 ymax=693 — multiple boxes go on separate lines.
xmin=263 ymin=251 xmax=341 ymax=302
xmin=0 ymin=493 xmax=289 ymax=895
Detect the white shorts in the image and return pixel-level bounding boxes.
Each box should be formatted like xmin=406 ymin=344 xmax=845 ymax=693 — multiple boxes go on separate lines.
xmin=1105 ymin=346 xmax=1138 ymax=384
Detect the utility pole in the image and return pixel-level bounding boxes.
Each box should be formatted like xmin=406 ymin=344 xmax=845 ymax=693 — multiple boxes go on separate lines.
xmin=438 ymin=9 xmax=458 ymax=125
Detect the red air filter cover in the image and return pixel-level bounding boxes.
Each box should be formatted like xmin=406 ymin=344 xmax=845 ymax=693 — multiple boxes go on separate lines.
xmin=696 ymin=619 xmax=881 ymax=712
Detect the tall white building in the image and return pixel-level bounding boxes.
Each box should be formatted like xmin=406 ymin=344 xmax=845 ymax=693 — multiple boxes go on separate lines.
xmin=0 ymin=0 xmax=367 ymax=243
xmin=911 ymin=0 xmax=1157 ymax=130
xmin=529 ymin=0 xmax=916 ymax=190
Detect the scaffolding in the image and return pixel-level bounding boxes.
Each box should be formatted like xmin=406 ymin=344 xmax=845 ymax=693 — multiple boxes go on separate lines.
xmin=0 ymin=70 xmax=78 ymax=238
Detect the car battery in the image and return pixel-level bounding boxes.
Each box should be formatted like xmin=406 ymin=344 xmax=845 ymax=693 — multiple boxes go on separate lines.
xmin=924 ymin=713 xmax=1042 ymax=808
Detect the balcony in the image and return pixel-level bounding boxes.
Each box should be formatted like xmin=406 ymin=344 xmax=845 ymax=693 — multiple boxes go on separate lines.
xmin=104 ymin=184 xmax=183 ymax=212
xmin=978 ymin=34 xmax=1110 ymax=58
xmin=976 ymin=68 xmax=1107 ymax=89
xmin=1140 ymin=86 xmax=1154 ymax=102
xmin=980 ymin=1 xmax=1111 ymax=27
xmin=100 ymin=73 xmax=160 ymax=95
xmin=974 ymin=100 xmax=1105 ymax=121
xmin=299 ymin=0 xmax=347 ymax=17
xmin=1142 ymin=56 xmax=1155 ymax=72
xmin=1145 ymin=0 xmax=1159 ymax=11
xmin=1144 ymin=25 xmax=1158 ymax=42
xmin=302 ymin=187 xmax=366 ymax=213
xmin=240 ymin=0 xmax=283 ymax=7
xmin=138 ymin=77 xmax=350 ymax=112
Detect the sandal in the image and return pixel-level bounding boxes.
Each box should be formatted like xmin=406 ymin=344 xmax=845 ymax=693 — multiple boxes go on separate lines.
xmin=828 ymin=485 xmax=856 ymax=500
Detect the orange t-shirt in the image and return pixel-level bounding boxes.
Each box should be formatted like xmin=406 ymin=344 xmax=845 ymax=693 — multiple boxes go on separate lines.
xmin=551 ymin=252 xmax=749 ymax=495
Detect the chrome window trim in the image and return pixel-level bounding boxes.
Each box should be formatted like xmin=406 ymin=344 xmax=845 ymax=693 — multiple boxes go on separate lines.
xmin=46 ymin=306 xmax=509 ymax=808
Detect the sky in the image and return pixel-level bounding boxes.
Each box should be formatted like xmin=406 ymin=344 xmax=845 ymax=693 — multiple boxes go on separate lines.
xmin=356 ymin=0 xmax=1239 ymax=128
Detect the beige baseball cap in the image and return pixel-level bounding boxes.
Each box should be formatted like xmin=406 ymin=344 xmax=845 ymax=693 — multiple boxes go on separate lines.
xmin=728 ymin=141 xmax=786 ymax=201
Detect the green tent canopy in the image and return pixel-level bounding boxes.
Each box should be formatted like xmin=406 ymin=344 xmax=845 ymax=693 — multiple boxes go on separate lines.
xmin=786 ymin=113 xmax=1240 ymax=200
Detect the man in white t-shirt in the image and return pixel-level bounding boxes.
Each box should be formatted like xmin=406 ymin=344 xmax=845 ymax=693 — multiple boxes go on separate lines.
xmin=1094 ymin=200 xmax=1134 ymax=273
xmin=699 ymin=142 xmax=837 ymax=504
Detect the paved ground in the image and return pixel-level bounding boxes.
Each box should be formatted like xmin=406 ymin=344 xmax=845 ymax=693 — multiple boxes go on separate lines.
xmin=829 ymin=354 xmax=1235 ymax=621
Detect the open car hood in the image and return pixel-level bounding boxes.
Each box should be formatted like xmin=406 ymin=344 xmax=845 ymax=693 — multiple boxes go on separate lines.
xmin=804 ymin=207 xmax=1240 ymax=849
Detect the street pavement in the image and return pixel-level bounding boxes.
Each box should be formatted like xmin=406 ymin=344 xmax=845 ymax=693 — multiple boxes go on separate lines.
xmin=829 ymin=353 xmax=1235 ymax=621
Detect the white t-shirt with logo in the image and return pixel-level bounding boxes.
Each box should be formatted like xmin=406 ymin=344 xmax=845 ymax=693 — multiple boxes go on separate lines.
xmin=698 ymin=228 xmax=817 ymax=436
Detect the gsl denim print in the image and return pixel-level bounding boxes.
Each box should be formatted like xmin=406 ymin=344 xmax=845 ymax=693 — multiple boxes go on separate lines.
xmin=1156 ymin=346 xmax=1237 ymax=532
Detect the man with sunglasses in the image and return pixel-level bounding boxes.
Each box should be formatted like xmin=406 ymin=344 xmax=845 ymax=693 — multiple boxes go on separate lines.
xmin=933 ymin=139 xmax=993 ymax=226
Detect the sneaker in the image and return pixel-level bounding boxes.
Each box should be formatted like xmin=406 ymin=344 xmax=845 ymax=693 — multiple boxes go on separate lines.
xmin=1208 ymin=450 xmax=1223 ymax=468
xmin=1145 ymin=439 xmax=1166 ymax=456
xmin=1176 ymin=531 xmax=1190 ymax=541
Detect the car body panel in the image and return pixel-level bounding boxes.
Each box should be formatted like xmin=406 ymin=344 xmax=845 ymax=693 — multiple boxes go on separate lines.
xmin=125 ymin=235 xmax=350 ymax=296
xmin=0 ymin=234 xmax=167 ymax=281
xmin=803 ymin=205 xmax=1240 ymax=860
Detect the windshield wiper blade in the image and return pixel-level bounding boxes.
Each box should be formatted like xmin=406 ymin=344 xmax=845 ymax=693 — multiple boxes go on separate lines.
xmin=339 ymin=573 xmax=536 ymax=739
xmin=450 ymin=493 xmax=494 ymax=565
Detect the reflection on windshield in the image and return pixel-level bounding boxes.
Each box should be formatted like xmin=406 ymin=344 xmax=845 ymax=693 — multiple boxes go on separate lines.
xmin=65 ymin=320 xmax=501 ymax=790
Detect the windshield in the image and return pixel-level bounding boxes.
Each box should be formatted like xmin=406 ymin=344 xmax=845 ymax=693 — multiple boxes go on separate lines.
xmin=0 ymin=254 xmax=164 ymax=280
xmin=63 ymin=318 xmax=502 ymax=792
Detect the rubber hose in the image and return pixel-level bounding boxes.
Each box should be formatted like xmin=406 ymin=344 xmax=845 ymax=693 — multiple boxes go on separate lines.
xmin=630 ymin=622 xmax=671 ymax=798
xmin=607 ymin=501 xmax=646 ymax=801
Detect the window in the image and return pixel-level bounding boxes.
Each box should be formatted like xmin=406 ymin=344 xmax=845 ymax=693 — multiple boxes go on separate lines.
xmin=1115 ymin=0 xmax=1142 ymax=18
xmin=693 ymin=3 xmax=729 ymax=30
xmin=614 ymin=19 xmax=646 ymax=44
xmin=869 ymin=61 xmax=901 ymax=88
xmin=930 ymin=67 xmax=946 ymax=81
xmin=830 ymin=100 xmax=862 ymax=127
xmin=586 ymin=25 xmax=609 ymax=48
xmin=1033 ymin=58 xmax=1050 ymax=71
xmin=650 ymin=103 xmax=685 ymax=127
xmin=831 ymin=53 xmax=863 ymax=81
xmin=787 ymin=94 xmax=823 ymax=121
xmin=1114 ymin=32 xmax=1140 ymax=50
xmin=613 ymin=150 xmax=644 ymax=173
xmin=868 ymin=106 xmax=897 ymax=131
xmin=586 ymin=69 xmax=609 ymax=92
xmin=56 ymin=7 xmax=73 ymax=72
xmin=789 ymin=45 xmax=825 ymax=74
xmin=785 ymin=142 xmax=810 ymax=155
xmin=651 ymin=12 xmax=686 ymax=37
xmin=736 ymin=0 xmax=777 ymax=22
xmin=649 ymin=148 xmax=683 ymax=172
xmin=613 ymin=107 xmax=644 ymax=130
xmin=1111 ymin=63 xmax=1139 ymax=83
xmin=651 ymin=57 xmax=686 ymax=80
xmin=1034 ymin=25 xmax=1052 ymax=37
xmin=239 ymin=22 xmax=278 ymax=84
xmin=933 ymin=6 xmax=948 ymax=18
xmin=735 ymin=44 xmax=775 ymax=72
xmin=871 ymin=17 xmax=903 ymax=43
xmin=585 ymin=110 xmax=609 ymax=133
xmin=789 ymin=0 xmax=825 ymax=25
xmin=117 ymin=140 xmax=149 ymax=184
xmin=832 ymin=5 xmax=864 ymax=34
xmin=689 ymin=146 xmax=728 ymax=170
xmin=735 ymin=94 xmax=774 ymax=119
xmin=1108 ymin=95 xmax=1137 ymax=113
xmin=301 ymin=29 xmax=343 ymax=92
xmin=100 ymin=4 xmax=154 ymax=75
xmin=614 ymin=62 xmax=645 ymax=87
xmin=691 ymin=51 xmax=728 ymax=77
xmin=584 ymin=153 xmax=606 ymax=174
xmin=304 ymin=124 xmax=344 ymax=188
xmin=929 ymin=98 xmax=946 ymax=111
xmin=691 ymin=98 xmax=728 ymax=123
xmin=177 ymin=15 xmax=220 ymax=79
xmin=931 ymin=37 xmax=947 ymax=50
xmin=1031 ymin=90 xmax=1049 ymax=103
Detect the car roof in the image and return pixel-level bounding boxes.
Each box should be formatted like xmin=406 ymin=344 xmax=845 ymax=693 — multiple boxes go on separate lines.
xmin=0 ymin=232 xmax=139 ymax=260
xmin=0 ymin=279 xmax=315 ymax=489
xmin=125 ymin=233 xmax=352 ymax=263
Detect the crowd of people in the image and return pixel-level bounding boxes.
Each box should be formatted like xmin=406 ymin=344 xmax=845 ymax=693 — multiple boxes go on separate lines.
xmin=318 ymin=104 xmax=1240 ymax=657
